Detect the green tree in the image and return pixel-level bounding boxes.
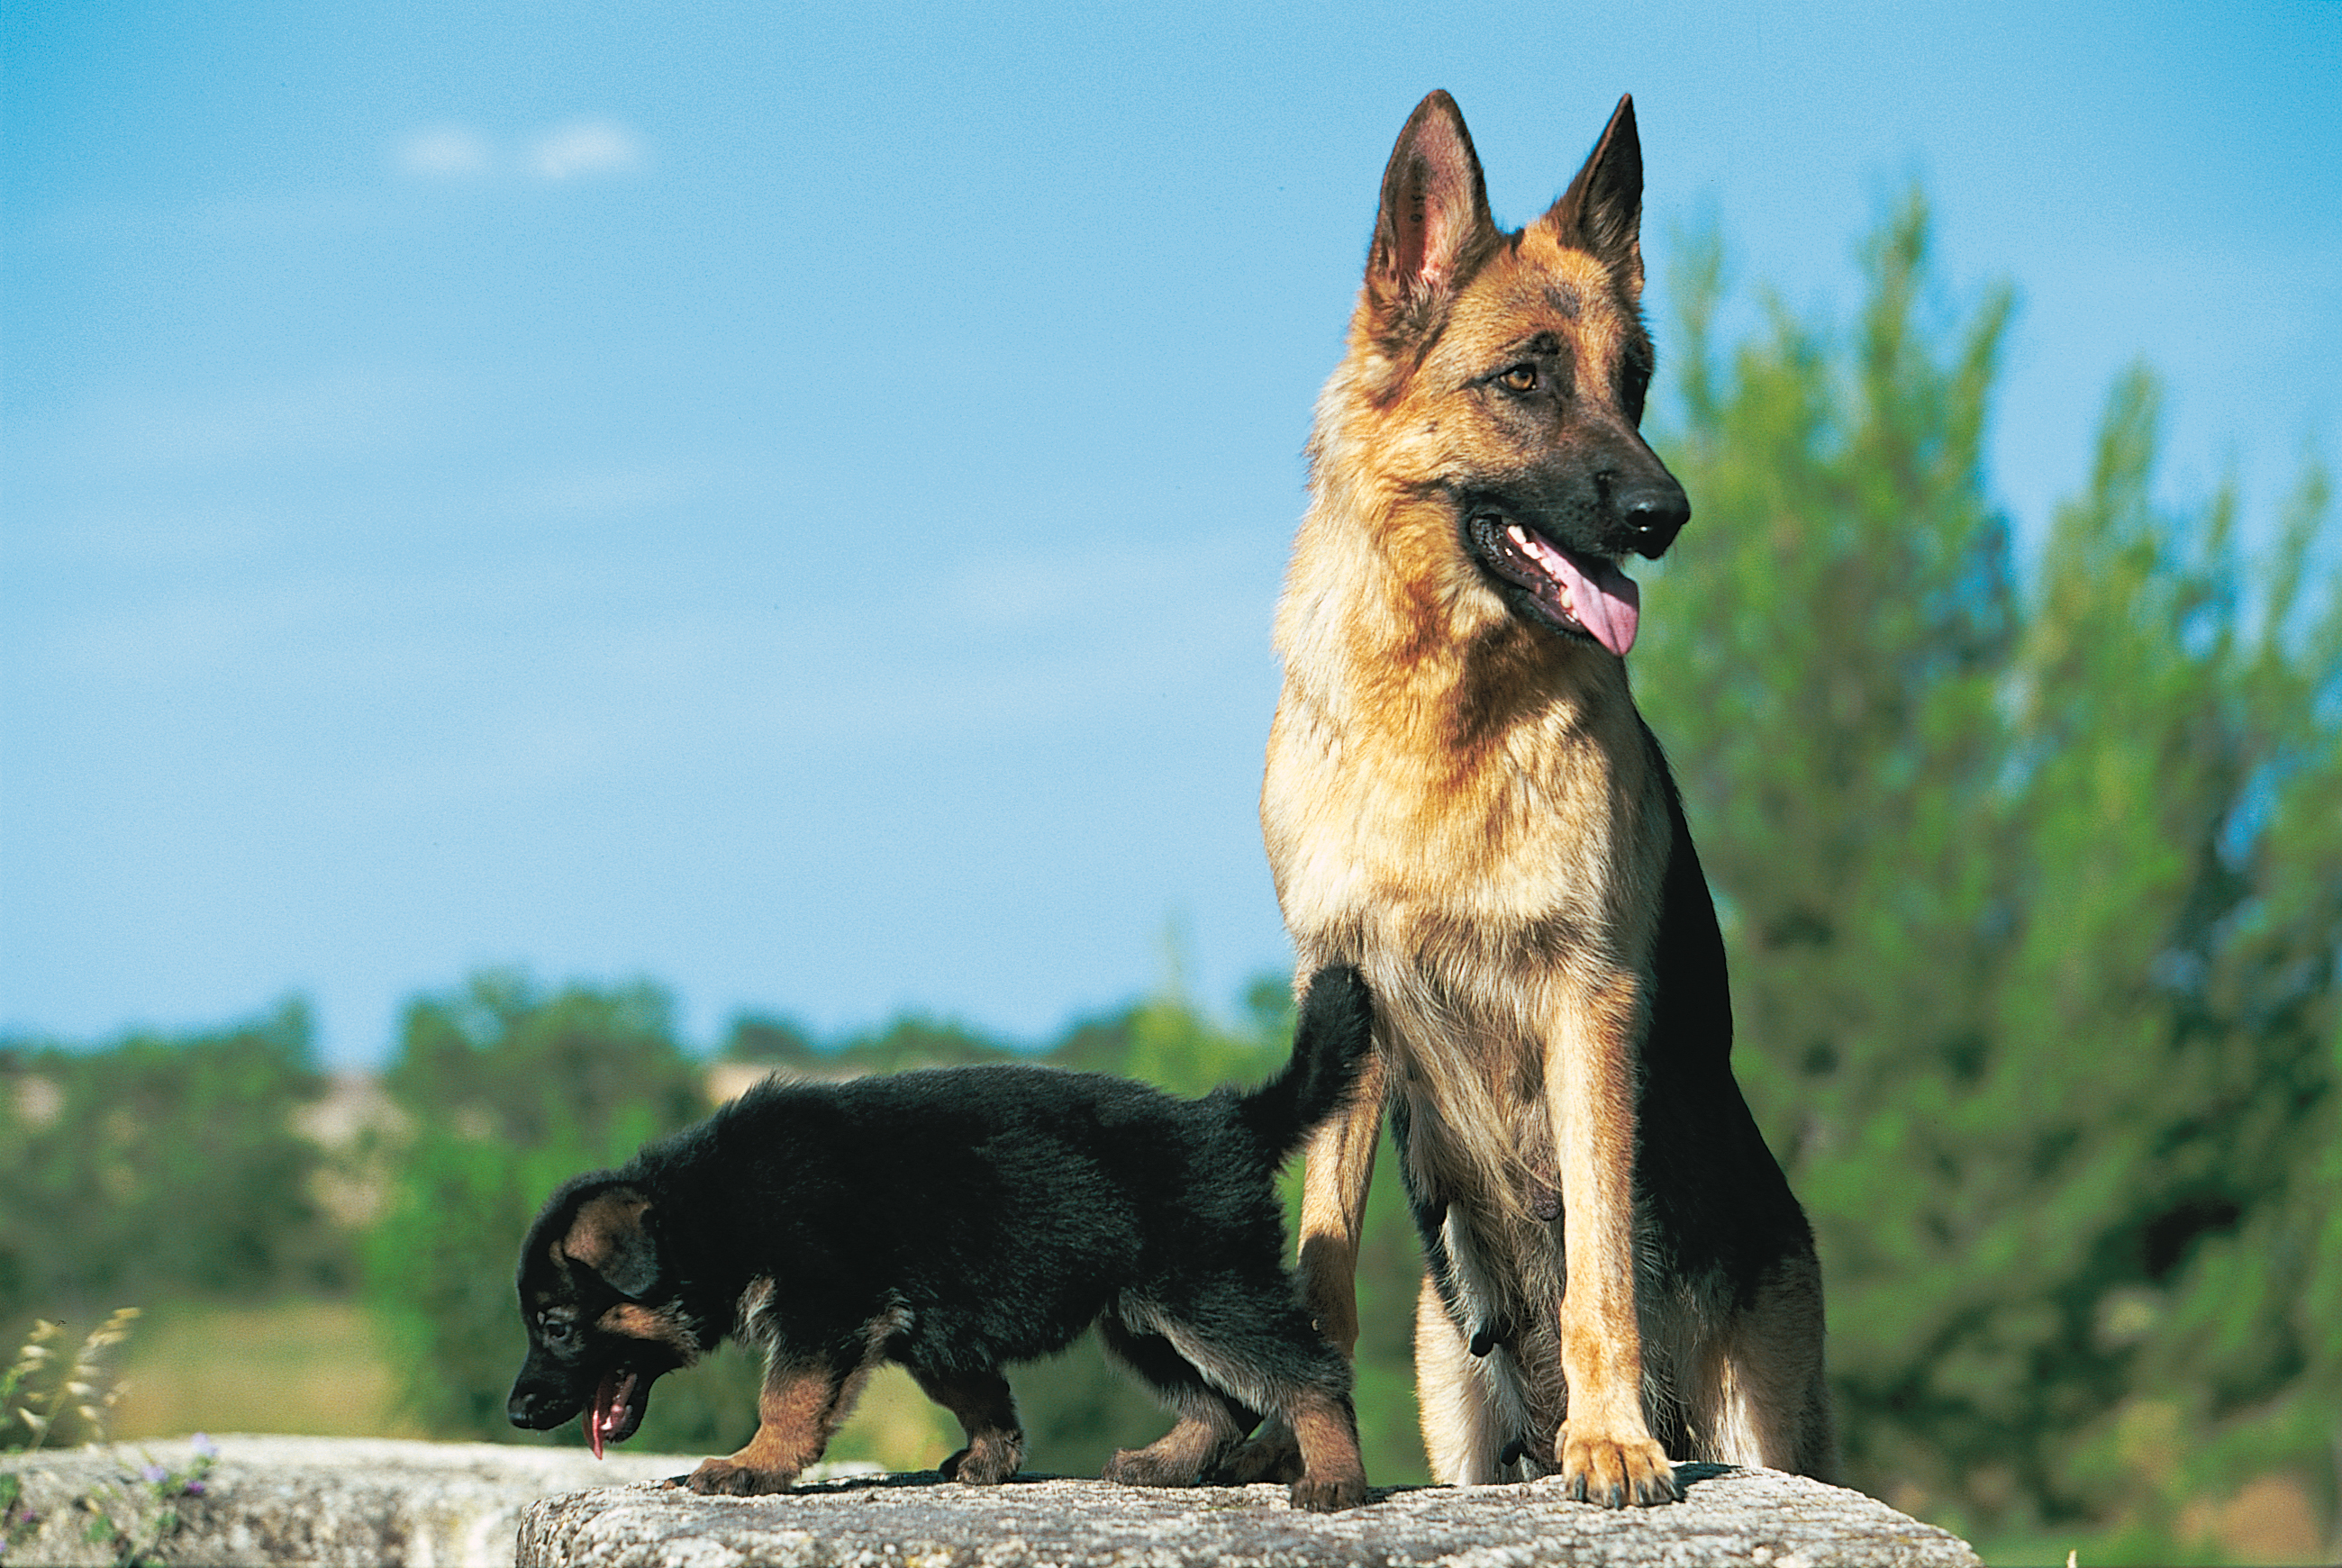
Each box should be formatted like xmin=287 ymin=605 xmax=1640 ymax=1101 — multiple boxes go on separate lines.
xmin=1638 ymin=192 xmax=2338 ymax=1555
xmin=0 ymin=1001 xmax=340 ymax=1319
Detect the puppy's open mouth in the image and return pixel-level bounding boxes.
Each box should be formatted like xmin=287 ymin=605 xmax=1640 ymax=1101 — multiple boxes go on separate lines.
xmin=586 ymin=1369 xmax=643 ymax=1459
xmin=1470 ymin=515 xmax=1641 ymax=656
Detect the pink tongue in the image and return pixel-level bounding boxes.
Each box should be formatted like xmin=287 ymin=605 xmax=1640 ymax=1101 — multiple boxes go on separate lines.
xmin=1522 ymin=533 xmax=1640 ymax=656
xmin=587 ymin=1372 xmax=631 ymax=1461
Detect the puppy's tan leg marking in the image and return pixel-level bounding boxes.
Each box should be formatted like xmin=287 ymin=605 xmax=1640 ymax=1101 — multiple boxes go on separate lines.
xmin=1219 ymin=1047 xmax=1385 ymax=1486
xmin=1414 ymin=1273 xmax=1503 ymax=1483
xmin=911 ymin=1366 xmax=1025 ymax=1484
xmin=1545 ymin=979 xmax=1678 ymax=1507
xmin=1103 ymin=1397 xmax=1243 ymax=1489
xmin=1284 ymin=1384 xmax=1368 ymax=1512
xmin=1687 ymin=1251 xmax=1836 ymax=1479
xmin=687 ymin=1357 xmax=874 ymax=1496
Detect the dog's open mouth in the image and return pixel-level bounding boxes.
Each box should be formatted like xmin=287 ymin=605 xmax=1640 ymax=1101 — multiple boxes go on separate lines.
xmin=586 ymin=1369 xmax=643 ymax=1459
xmin=1472 ymin=515 xmax=1641 ymax=656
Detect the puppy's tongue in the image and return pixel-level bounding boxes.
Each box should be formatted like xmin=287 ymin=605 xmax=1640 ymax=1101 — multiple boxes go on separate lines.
xmin=1517 ymin=528 xmax=1640 ymax=656
xmin=587 ymin=1371 xmax=635 ymax=1460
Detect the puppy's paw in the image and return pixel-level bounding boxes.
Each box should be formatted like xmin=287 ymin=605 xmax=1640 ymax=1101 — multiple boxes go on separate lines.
xmin=686 ymin=1456 xmax=797 ymax=1496
xmin=940 ymin=1431 xmax=1023 ymax=1486
xmin=1215 ymin=1420 xmax=1303 ymax=1484
xmin=1102 ymin=1446 xmax=1204 ymax=1489
xmin=1288 ymin=1466 xmax=1368 ymax=1511
xmin=1555 ymin=1424 xmax=1678 ymax=1508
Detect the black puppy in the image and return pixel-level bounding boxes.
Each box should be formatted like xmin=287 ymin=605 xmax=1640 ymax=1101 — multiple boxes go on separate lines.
xmin=507 ymin=965 xmax=1375 ymax=1510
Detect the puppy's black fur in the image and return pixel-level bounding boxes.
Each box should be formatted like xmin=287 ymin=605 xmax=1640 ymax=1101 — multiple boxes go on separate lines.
xmin=508 ymin=965 xmax=1375 ymax=1510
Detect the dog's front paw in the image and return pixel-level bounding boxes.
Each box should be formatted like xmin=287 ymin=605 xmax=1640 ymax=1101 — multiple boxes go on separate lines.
xmin=1288 ymin=1466 xmax=1368 ymax=1511
xmin=1215 ymin=1419 xmax=1303 ymax=1484
xmin=686 ymin=1456 xmax=798 ymax=1496
xmin=1555 ymin=1424 xmax=1678 ymax=1508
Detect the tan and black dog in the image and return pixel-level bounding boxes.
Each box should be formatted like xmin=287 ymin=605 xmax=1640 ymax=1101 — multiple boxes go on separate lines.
xmin=1242 ymin=92 xmax=1834 ymax=1506
xmin=507 ymin=966 xmax=1375 ymax=1510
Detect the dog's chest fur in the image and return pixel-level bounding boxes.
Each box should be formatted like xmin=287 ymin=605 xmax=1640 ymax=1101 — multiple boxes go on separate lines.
xmin=1265 ymin=596 xmax=1669 ymax=988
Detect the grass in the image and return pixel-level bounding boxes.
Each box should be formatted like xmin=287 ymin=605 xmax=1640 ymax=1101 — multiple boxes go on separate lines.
xmin=104 ymin=1295 xmax=958 ymax=1466
xmin=111 ymin=1298 xmax=424 ymax=1441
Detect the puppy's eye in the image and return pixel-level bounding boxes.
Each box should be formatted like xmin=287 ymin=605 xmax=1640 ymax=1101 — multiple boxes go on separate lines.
xmin=541 ymin=1317 xmax=576 ymax=1345
xmin=1500 ymin=364 xmax=1539 ymax=392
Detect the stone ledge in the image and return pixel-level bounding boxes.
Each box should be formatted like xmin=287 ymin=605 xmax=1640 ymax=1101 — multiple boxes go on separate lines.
xmin=0 ymin=1434 xmax=705 ymax=1567
xmin=520 ymin=1464 xmax=1982 ymax=1568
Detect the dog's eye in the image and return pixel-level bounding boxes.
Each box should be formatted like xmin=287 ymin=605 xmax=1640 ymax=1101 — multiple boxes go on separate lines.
xmin=541 ymin=1317 xmax=576 ymax=1345
xmin=1500 ymin=364 xmax=1539 ymax=392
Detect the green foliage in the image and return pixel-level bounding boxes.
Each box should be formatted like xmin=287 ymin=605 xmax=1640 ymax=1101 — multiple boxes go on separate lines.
xmin=0 ymin=1004 xmax=342 ymax=1318
xmin=1640 ymin=190 xmax=2339 ymax=1552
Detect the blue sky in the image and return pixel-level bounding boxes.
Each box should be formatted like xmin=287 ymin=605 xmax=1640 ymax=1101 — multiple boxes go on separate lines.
xmin=5 ymin=1 xmax=2337 ymax=1067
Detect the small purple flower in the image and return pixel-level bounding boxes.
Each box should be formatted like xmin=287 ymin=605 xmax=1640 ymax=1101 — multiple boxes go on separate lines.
xmin=189 ymin=1433 xmax=218 ymax=1460
xmin=182 ymin=1481 xmax=206 ymax=1498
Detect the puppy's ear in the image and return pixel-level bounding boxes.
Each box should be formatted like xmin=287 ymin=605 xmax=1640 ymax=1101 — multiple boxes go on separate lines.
xmin=1538 ymin=94 xmax=1645 ymax=296
xmin=1364 ymin=90 xmax=1495 ymax=341
xmin=561 ymin=1185 xmax=660 ymax=1300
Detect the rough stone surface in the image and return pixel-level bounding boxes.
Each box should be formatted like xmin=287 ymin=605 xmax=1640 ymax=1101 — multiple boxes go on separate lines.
xmin=519 ymin=1464 xmax=1981 ymax=1568
xmin=0 ymin=1434 xmax=709 ymax=1566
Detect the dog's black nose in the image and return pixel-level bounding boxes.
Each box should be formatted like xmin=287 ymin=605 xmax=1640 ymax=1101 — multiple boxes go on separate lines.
xmin=1619 ymin=477 xmax=1689 ymax=557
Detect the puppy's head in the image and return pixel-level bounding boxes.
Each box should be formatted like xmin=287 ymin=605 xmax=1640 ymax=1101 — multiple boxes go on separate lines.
xmin=507 ymin=1175 xmax=701 ymax=1456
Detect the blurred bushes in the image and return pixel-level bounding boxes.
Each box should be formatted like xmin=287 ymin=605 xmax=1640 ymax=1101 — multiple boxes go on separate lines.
xmin=1641 ymin=193 xmax=2338 ymax=1556
xmin=0 ymin=1002 xmax=345 ymax=1319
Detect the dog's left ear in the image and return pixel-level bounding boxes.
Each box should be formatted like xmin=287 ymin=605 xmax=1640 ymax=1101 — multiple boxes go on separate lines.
xmin=1539 ymin=94 xmax=1645 ymax=296
xmin=562 ymin=1185 xmax=660 ymax=1300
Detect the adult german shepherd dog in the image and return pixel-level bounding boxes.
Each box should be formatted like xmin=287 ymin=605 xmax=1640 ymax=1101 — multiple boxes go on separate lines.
xmin=1245 ymin=91 xmax=1834 ymax=1506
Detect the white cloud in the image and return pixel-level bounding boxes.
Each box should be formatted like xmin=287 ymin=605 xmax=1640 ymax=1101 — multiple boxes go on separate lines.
xmin=397 ymin=125 xmax=492 ymax=178
xmin=528 ymin=121 xmax=647 ymax=180
xmin=390 ymin=120 xmax=649 ymax=183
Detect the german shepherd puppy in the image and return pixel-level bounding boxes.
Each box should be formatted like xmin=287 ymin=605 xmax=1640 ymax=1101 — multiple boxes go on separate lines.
xmin=1246 ymin=92 xmax=1833 ymax=1507
xmin=506 ymin=966 xmax=1375 ymax=1511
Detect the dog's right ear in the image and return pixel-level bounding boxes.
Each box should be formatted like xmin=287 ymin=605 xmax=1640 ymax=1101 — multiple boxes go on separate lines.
xmin=560 ymin=1185 xmax=660 ymax=1300
xmin=1365 ymin=90 xmax=1495 ymax=340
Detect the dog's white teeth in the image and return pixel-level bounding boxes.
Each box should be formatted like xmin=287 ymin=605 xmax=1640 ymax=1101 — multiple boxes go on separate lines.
xmin=1507 ymin=523 xmax=1531 ymax=548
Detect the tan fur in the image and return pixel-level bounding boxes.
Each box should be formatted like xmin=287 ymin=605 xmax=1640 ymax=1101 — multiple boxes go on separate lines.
xmin=595 ymin=1301 xmax=702 ymax=1364
xmin=1254 ymin=90 xmax=1829 ymax=1502
xmin=559 ymin=1190 xmax=649 ymax=1275
xmin=686 ymin=1306 xmax=905 ymax=1495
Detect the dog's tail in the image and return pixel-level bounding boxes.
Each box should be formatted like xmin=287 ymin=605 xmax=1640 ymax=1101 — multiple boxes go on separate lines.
xmin=1233 ymin=965 xmax=1375 ymax=1163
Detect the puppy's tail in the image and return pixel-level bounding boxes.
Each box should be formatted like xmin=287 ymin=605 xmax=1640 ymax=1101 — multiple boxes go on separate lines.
xmin=1233 ymin=965 xmax=1375 ymax=1163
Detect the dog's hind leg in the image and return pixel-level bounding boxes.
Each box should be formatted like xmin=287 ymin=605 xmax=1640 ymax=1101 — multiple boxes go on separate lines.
xmin=1686 ymin=1250 xmax=1836 ymax=1480
xmin=1112 ymin=1287 xmax=1367 ymax=1510
xmin=1096 ymin=1315 xmax=1254 ymax=1488
xmin=1221 ymin=1045 xmax=1387 ymax=1486
xmin=1413 ymin=1273 xmax=1506 ymax=1483
xmin=909 ymin=1364 xmax=1026 ymax=1484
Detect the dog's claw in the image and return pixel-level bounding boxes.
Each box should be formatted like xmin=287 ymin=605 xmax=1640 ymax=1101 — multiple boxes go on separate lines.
xmin=1556 ymin=1425 xmax=1676 ymax=1509
xmin=1289 ymin=1471 xmax=1368 ymax=1511
xmin=685 ymin=1457 xmax=798 ymax=1496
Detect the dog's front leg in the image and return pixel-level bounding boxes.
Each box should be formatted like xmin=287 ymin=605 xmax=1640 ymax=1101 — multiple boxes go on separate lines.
xmin=686 ymin=1352 xmax=873 ymax=1496
xmin=1545 ymin=974 xmax=1678 ymax=1506
xmin=1219 ymin=1047 xmax=1385 ymax=1485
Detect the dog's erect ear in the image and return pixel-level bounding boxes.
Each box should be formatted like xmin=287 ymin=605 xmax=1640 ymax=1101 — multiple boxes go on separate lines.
xmin=561 ymin=1185 xmax=660 ymax=1300
xmin=1539 ymin=94 xmax=1645 ymax=296
xmin=1366 ymin=90 xmax=1495 ymax=328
